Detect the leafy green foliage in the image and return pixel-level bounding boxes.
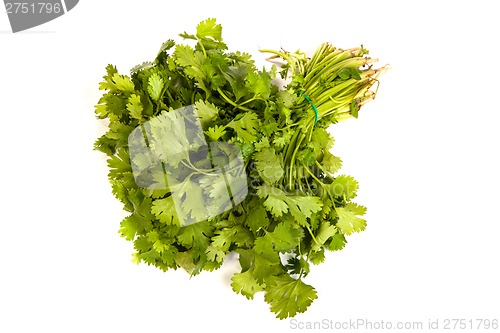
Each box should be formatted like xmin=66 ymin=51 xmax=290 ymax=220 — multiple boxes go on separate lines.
xmin=147 ymin=73 xmax=164 ymax=101
xmin=254 ymin=148 xmax=284 ymax=184
xmin=94 ymin=18 xmax=385 ymax=319
xmin=227 ymin=112 xmax=260 ymax=143
xmin=335 ymin=203 xmax=367 ymax=235
xmin=264 ymin=275 xmax=318 ymax=319
xmin=231 ymin=269 xmax=264 ymax=299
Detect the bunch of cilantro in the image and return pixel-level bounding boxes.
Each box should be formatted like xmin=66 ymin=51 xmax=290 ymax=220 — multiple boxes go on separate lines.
xmin=94 ymin=18 xmax=386 ymax=319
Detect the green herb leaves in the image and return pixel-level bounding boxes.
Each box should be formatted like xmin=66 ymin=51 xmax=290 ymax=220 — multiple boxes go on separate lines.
xmin=265 ymin=275 xmax=318 ymax=319
xmin=94 ymin=18 xmax=386 ymax=319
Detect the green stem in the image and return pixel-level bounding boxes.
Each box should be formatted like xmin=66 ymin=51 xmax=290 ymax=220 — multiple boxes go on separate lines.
xmin=198 ymin=39 xmax=207 ymax=57
xmin=304 ymin=43 xmax=328 ymax=74
xmin=302 ymin=163 xmax=326 ymax=188
xmin=305 ymin=224 xmax=321 ymax=247
xmin=239 ymin=95 xmax=263 ymax=106
xmin=286 ymin=129 xmax=306 ymax=189
xmin=314 ymin=160 xmax=334 ymax=179
xmin=304 ymin=48 xmax=348 ymax=81
xmin=304 ymin=57 xmax=368 ymax=91
xmin=217 ymin=88 xmax=254 ymax=112
xmin=259 ymin=49 xmax=300 ymax=76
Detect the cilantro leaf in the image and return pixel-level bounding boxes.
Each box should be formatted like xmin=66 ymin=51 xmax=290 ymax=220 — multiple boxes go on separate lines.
xmin=254 ymin=147 xmax=284 ymax=184
xmin=311 ymin=222 xmax=337 ymax=251
xmin=205 ymin=245 xmax=226 ymax=263
xmin=119 ymin=215 xmax=141 ymax=240
xmin=231 ymin=269 xmax=264 ymax=300
xmin=273 ymin=130 xmax=293 ymax=150
xmin=246 ymin=70 xmax=271 ymax=99
xmin=335 ymin=203 xmax=367 ymax=235
xmin=264 ymin=275 xmax=318 ymax=319
xmin=254 ymin=137 xmax=271 ymax=151
xmin=252 ymin=251 xmax=284 ymax=283
xmin=322 ymin=151 xmax=343 ymax=174
xmin=155 ymin=39 xmax=175 ymax=62
xmin=127 ymin=94 xmax=144 ymax=120
xmin=111 ymin=73 xmax=135 ymax=93
xmin=177 ymin=221 xmax=214 ymax=250
xmin=309 ymin=249 xmax=326 ymax=265
xmin=257 ymin=185 xmax=289 ymax=218
xmin=151 ymin=196 xmax=182 ymax=226
xmin=327 ymin=232 xmax=347 ymax=251
xmin=107 ymin=148 xmax=132 ymax=180
xmin=245 ymin=203 xmax=269 ymax=233
xmin=285 ymin=195 xmax=323 ymax=226
xmin=328 ymin=175 xmax=359 ymax=200
xmin=195 ymin=100 xmax=219 ymax=128
xmin=196 ymin=18 xmax=222 ymax=41
xmin=174 ymin=250 xmax=197 ymax=273
xmin=174 ymin=45 xmax=207 ymax=82
xmin=223 ymin=65 xmax=251 ymax=101
xmin=227 ymin=112 xmax=260 ymax=143
xmin=253 ymin=220 xmax=303 ymax=254
xmin=204 ymin=125 xmax=226 ymax=141
xmin=147 ymin=73 xmax=164 ymax=101
xmin=212 ymin=226 xmax=254 ymax=251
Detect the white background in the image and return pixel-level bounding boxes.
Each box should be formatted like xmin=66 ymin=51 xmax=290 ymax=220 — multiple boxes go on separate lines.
xmin=1 ymin=1 xmax=499 ymax=332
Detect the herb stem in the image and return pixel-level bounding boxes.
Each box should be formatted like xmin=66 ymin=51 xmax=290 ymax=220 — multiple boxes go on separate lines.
xmin=217 ymin=88 xmax=254 ymax=112
xmin=305 ymin=224 xmax=321 ymax=247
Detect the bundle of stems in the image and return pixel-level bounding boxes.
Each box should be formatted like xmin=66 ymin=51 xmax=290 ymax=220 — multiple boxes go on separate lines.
xmin=261 ymin=43 xmax=389 ymax=190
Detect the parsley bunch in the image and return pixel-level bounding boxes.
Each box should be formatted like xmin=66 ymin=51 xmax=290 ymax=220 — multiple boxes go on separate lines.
xmin=94 ymin=18 xmax=386 ymax=319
